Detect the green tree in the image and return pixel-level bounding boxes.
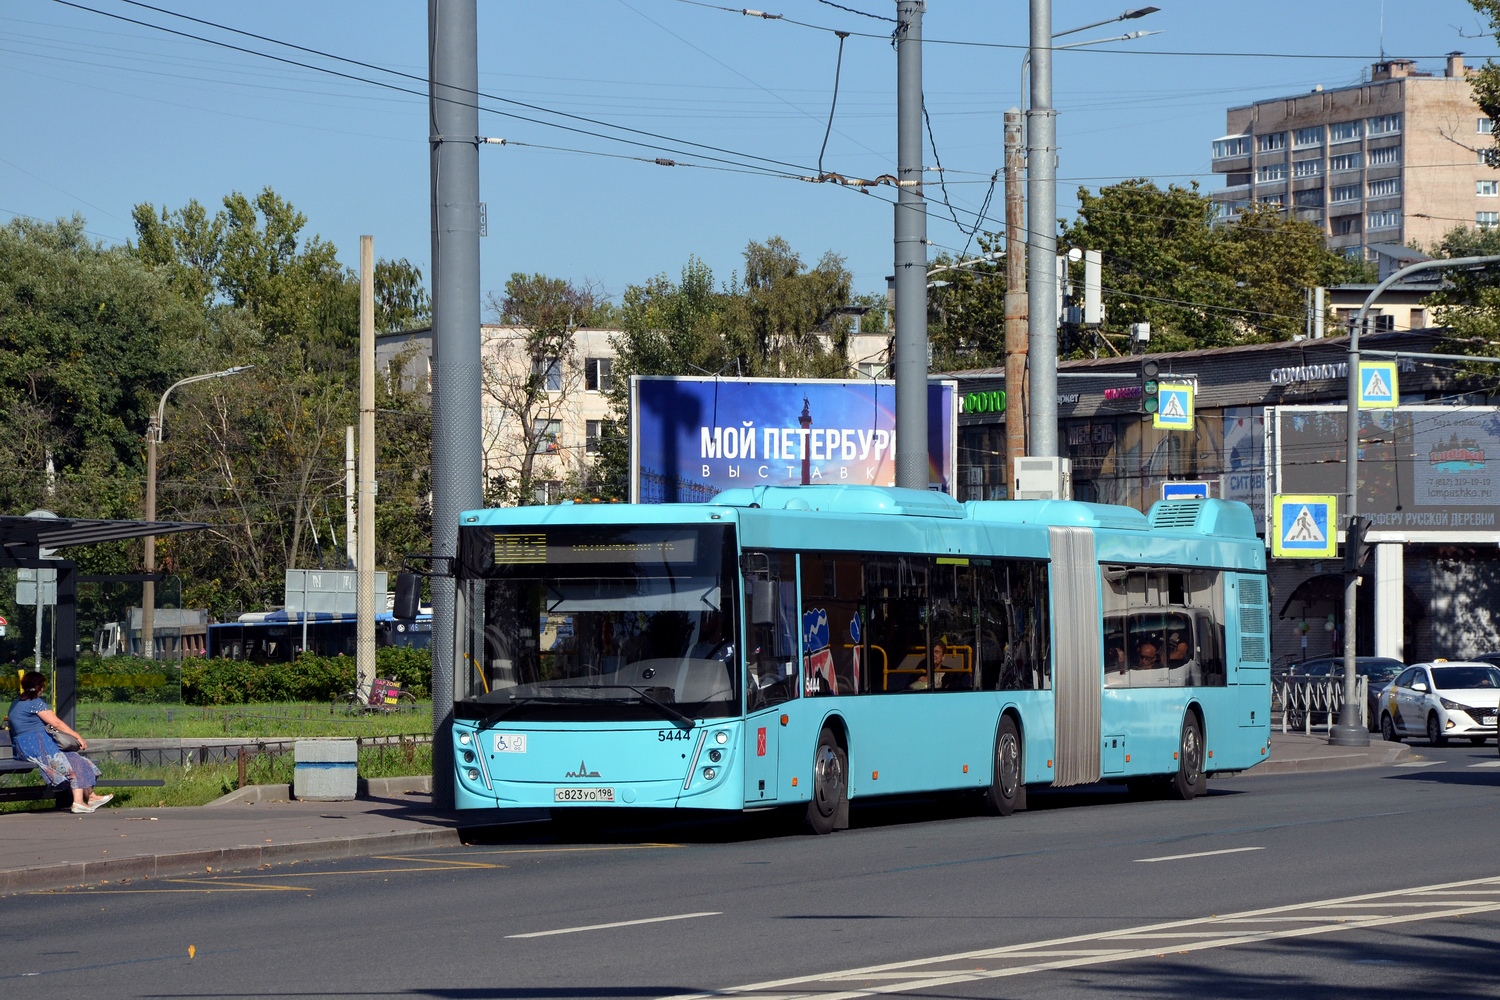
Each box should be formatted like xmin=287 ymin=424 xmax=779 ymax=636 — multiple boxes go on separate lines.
xmin=1423 ymin=225 xmax=1500 ymax=389
xmin=130 ymin=189 xmax=432 ymax=616
xmin=1060 ymin=180 xmax=1368 ymax=354
xmin=0 ymin=216 xmax=198 ymax=518
xmin=588 ymin=237 xmax=863 ymax=498
xmin=927 ymin=235 xmax=1007 ymax=371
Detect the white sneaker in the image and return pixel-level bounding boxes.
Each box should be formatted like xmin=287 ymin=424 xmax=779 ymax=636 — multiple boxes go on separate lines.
xmin=87 ymin=794 xmax=113 ymax=810
xmin=71 ymin=803 xmax=93 ymax=814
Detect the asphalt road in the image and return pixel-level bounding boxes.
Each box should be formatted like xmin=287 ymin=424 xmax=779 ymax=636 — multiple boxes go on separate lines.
xmin=7 ymin=740 xmax=1500 ymax=999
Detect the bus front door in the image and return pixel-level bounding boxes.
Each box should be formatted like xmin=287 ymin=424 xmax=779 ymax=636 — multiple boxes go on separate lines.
xmin=744 ymin=706 xmax=781 ymax=803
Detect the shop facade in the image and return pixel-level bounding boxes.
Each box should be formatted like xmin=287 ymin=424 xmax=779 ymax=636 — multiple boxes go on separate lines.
xmin=951 ymin=329 xmax=1500 ymax=667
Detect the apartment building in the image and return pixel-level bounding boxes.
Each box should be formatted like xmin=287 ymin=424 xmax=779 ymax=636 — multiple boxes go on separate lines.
xmin=1211 ymin=54 xmax=1493 ymax=257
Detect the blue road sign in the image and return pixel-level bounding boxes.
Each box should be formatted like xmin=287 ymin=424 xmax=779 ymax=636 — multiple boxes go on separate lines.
xmin=1271 ymin=493 xmax=1338 ymax=559
xmin=1358 ymin=361 xmax=1398 ymax=409
xmin=1163 ymin=481 xmax=1212 ymax=500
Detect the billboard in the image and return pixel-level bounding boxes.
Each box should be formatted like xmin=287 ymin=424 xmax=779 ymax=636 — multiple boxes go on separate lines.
xmin=1270 ymin=405 xmax=1500 ymax=535
xmin=631 ymin=376 xmax=958 ymax=503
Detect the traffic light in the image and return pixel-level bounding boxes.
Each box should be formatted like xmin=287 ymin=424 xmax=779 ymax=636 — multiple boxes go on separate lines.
xmin=1343 ymin=515 xmax=1373 ymax=573
xmin=1140 ymin=358 xmax=1160 ymax=414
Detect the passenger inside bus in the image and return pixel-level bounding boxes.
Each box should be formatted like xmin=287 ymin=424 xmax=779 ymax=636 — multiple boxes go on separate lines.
xmin=906 ymin=640 xmax=946 ymax=691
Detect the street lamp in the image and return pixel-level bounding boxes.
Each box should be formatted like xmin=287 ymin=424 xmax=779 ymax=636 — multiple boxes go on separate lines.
xmin=142 ymin=365 xmax=253 ymax=659
xmin=1051 ymin=6 xmax=1160 ymax=39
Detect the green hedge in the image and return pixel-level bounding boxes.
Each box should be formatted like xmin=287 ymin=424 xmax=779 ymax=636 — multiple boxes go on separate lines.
xmin=4 ymin=648 xmax=431 ymax=707
xmin=180 ymin=647 xmax=432 ymax=706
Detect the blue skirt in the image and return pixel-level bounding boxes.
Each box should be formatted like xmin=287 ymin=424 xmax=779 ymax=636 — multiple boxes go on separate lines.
xmin=12 ymin=731 xmax=100 ymax=790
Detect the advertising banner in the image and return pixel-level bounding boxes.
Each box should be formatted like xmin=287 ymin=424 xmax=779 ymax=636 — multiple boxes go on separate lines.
xmin=631 ymin=376 xmax=958 ymax=503
xmin=1270 ymin=405 xmax=1500 ymax=535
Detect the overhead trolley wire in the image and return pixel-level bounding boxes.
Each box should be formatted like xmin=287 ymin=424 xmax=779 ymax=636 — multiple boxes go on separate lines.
xmin=62 ymin=0 xmax=821 ymax=179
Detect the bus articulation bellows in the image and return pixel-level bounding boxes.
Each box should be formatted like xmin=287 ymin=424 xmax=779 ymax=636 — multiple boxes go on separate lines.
xmin=445 ymin=485 xmax=1271 ymax=832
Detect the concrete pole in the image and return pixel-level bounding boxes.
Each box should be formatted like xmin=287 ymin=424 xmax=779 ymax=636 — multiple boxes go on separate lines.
xmin=345 ymin=426 xmax=356 ymax=569
xmin=893 ymin=1 xmax=929 ymax=491
xmin=428 ymin=0 xmax=484 ymax=808
xmin=1025 ymin=0 xmax=1058 ymax=458
xmin=357 ymin=236 xmax=377 ymax=704
xmin=1003 ymin=107 xmax=1028 ymax=492
xmin=143 ymin=419 xmax=158 ymax=660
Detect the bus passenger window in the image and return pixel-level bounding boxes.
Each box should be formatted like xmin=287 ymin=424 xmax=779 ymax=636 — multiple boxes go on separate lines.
xmin=975 ymin=565 xmax=1007 ymax=691
xmin=801 ymin=553 xmax=864 ymax=697
xmin=865 ymin=555 xmax=926 ymax=693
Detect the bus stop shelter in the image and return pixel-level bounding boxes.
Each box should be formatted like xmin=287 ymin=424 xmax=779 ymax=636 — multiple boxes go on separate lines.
xmin=0 ymin=515 xmax=204 ymax=726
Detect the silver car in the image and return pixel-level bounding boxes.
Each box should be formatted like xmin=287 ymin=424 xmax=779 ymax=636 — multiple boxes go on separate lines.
xmin=1377 ymin=661 xmax=1500 ymax=746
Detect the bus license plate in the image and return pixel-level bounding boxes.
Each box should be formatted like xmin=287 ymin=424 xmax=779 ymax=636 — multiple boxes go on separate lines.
xmin=554 ymin=787 xmax=615 ymax=803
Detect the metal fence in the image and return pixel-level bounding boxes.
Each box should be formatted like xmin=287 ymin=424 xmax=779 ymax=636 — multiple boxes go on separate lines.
xmin=1273 ymin=676 xmax=1367 ymax=734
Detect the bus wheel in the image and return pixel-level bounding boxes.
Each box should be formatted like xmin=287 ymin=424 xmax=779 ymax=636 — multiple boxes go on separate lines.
xmin=982 ymin=716 xmax=1025 ymax=816
xmin=1169 ymin=715 xmax=1206 ymax=801
xmin=805 ymin=728 xmax=847 ymax=835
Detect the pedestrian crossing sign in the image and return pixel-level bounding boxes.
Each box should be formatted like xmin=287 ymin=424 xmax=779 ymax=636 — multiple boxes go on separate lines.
xmin=1152 ymin=382 xmax=1194 ymax=430
xmin=1271 ymin=493 xmax=1338 ymax=559
xmin=1358 ymin=361 xmax=1398 ymax=409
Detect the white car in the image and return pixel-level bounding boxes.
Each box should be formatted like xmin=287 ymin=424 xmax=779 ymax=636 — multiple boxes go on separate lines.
xmin=1378 ymin=661 xmax=1500 ymax=746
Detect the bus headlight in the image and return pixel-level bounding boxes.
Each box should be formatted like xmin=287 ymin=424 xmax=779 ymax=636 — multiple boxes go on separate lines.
xmin=708 ymin=749 xmax=722 ymax=763
xmin=462 ymin=750 xmax=475 ymax=763
xmin=714 ymin=731 xmax=728 ymax=745
xmin=458 ymin=732 xmax=472 ymax=746
xmin=703 ymin=767 xmax=716 ymax=781
xmin=466 ymin=768 xmax=479 ymax=781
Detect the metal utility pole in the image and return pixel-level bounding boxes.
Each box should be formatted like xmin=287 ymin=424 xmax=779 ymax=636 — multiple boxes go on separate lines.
xmin=1026 ymin=0 xmax=1058 ymax=458
xmin=1003 ymin=107 xmax=1028 ymax=489
xmin=429 ymin=0 xmax=484 ymax=807
xmin=1329 ymin=253 xmax=1500 ymax=747
xmin=357 ymin=236 xmax=377 ymax=705
xmin=893 ymin=0 xmax=928 ymax=491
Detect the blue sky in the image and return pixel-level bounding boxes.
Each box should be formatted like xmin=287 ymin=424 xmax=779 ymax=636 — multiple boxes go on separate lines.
xmin=4 ymin=1 xmax=1497 ymax=308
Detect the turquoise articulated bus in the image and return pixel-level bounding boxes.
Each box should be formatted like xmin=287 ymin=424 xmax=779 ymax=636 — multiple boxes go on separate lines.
xmin=448 ymin=485 xmax=1271 ymax=832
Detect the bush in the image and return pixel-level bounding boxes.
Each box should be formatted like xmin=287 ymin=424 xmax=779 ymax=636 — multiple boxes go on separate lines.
xmin=74 ymin=654 xmax=183 ymax=704
xmin=181 ymin=647 xmax=431 ymax=706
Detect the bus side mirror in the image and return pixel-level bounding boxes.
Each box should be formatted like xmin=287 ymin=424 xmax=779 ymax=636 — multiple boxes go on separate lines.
xmin=750 ymin=579 xmax=776 ymax=627
xmin=394 ymin=572 xmax=421 ymax=620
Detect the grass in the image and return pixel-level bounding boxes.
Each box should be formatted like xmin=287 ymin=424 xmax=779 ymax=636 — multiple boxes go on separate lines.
xmin=75 ymin=699 xmax=434 ymax=740
xmin=0 ymin=740 xmax=433 ymax=813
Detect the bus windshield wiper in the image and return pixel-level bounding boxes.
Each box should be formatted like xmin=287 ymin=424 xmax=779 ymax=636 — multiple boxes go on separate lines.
xmin=625 ymin=685 xmax=695 ymax=730
xmin=578 ymin=684 xmax=693 ymax=729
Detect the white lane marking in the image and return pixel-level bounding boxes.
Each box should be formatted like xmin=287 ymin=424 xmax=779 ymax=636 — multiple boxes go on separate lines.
xmin=1134 ymin=846 xmax=1264 ymax=863
xmin=660 ymin=876 xmax=1500 ymax=1000
xmin=505 ymin=911 xmax=719 ymax=939
xmin=1468 ymin=761 xmax=1500 ymax=768
xmin=1393 ymin=761 xmax=1441 ymax=767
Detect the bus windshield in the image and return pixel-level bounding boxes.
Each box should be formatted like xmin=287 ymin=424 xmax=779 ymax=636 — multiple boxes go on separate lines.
xmin=455 ymin=524 xmax=740 ymax=722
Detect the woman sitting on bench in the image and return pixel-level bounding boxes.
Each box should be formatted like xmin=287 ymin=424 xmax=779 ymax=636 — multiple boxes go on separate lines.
xmin=7 ymin=671 xmax=111 ymax=814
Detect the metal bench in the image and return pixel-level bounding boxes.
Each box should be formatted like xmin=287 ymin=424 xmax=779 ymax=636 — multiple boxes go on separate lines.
xmin=1 ymin=730 xmax=164 ymax=806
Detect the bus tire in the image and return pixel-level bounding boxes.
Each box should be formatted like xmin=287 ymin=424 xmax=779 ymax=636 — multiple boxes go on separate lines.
xmin=1169 ymin=715 xmax=1205 ymax=801
xmin=982 ymin=716 xmax=1025 ymax=816
xmin=805 ymin=727 xmax=847 ymax=835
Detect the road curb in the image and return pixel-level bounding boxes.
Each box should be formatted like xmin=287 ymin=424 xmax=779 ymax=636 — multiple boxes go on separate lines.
xmin=1 ymin=826 xmax=461 ymax=896
xmin=205 ymin=775 xmax=432 ymax=807
xmin=1246 ymin=740 xmax=1411 ymax=775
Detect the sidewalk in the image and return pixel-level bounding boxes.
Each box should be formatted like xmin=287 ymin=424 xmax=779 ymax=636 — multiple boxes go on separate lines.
xmin=1250 ymin=731 xmax=1411 ymax=775
xmin=0 ymin=777 xmax=468 ymax=896
xmin=2 ymin=734 xmax=1409 ymax=896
